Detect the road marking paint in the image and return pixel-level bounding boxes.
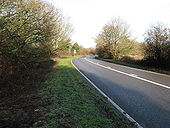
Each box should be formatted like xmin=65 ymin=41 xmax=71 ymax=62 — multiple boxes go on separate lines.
xmin=96 ymin=58 xmax=170 ymax=78
xmin=71 ymin=59 xmax=143 ymax=128
xmin=130 ymin=73 xmax=138 ymax=77
xmin=85 ymin=58 xmax=170 ymax=90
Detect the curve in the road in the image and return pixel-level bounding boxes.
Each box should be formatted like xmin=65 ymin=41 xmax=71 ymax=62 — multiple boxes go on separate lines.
xmin=73 ymin=57 xmax=170 ymax=128
xmin=71 ymin=59 xmax=143 ymax=128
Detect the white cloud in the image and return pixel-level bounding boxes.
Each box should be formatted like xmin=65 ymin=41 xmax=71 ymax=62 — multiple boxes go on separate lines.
xmin=46 ymin=0 xmax=170 ymax=48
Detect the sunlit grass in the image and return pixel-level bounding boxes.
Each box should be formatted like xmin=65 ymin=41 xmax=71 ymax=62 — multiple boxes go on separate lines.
xmin=39 ymin=57 xmax=132 ymax=128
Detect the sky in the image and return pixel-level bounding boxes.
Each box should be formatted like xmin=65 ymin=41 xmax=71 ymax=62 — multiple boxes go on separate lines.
xmin=45 ymin=0 xmax=170 ymax=48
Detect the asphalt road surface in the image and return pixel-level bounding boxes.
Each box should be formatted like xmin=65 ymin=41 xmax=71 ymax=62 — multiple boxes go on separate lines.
xmin=72 ymin=57 xmax=170 ymax=128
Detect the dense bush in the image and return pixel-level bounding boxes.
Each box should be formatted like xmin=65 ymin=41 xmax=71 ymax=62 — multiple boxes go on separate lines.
xmin=143 ymin=24 xmax=170 ymax=67
xmin=0 ymin=0 xmax=72 ymax=76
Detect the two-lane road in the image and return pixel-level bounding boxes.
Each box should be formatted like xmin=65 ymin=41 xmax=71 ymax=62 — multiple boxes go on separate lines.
xmin=73 ymin=57 xmax=170 ymax=128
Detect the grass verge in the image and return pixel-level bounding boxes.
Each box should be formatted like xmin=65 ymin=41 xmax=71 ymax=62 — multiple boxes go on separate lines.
xmin=97 ymin=57 xmax=170 ymax=75
xmin=39 ymin=57 xmax=133 ymax=128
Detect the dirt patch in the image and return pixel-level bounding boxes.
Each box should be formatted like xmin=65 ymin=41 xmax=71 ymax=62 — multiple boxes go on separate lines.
xmin=0 ymin=59 xmax=56 ymax=128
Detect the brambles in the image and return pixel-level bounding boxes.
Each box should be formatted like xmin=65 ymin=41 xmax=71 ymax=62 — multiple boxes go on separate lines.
xmin=0 ymin=0 xmax=72 ymax=79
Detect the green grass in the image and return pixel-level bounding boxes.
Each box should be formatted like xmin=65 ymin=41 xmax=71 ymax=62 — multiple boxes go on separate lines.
xmin=39 ymin=57 xmax=133 ymax=128
xmin=97 ymin=57 xmax=170 ymax=75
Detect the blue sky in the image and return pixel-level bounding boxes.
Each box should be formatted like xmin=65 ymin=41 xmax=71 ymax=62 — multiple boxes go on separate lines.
xmin=45 ymin=0 xmax=170 ymax=48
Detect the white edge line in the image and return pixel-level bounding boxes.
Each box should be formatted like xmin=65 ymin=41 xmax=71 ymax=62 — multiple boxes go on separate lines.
xmin=71 ymin=59 xmax=143 ymax=128
xmin=85 ymin=58 xmax=170 ymax=90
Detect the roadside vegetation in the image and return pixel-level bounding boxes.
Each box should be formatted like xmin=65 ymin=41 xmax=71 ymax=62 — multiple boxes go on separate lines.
xmin=39 ymin=57 xmax=133 ymax=128
xmin=0 ymin=57 xmax=133 ymax=128
xmin=0 ymin=0 xmax=130 ymax=127
xmin=95 ymin=17 xmax=170 ymax=74
xmin=96 ymin=17 xmax=134 ymax=60
xmin=1 ymin=0 xmax=169 ymax=127
xmin=0 ymin=1 xmax=72 ymax=126
xmin=0 ymin=0 xmax=72 ymax=87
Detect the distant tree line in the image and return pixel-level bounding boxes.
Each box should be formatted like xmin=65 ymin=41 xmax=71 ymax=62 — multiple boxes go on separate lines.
xmin=0 ymin=0 xmax=72 ymax=77
xmin=78 ymin=46 xmax=95 ymax=55
xmin=96 ymin=17 xmax=170 ymax=68
xmin=71 ymin=43 xmax=95 ymax=56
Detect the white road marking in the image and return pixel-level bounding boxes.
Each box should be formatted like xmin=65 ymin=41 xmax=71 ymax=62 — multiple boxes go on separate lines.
xmin=71 ymin=59 xmax=143 ymax=128
xmin=95 ymin=58 xmax=170 ymax=78
xmin=84 ymin=58 xmax=170 ymax=90
xmin=130 ymin=73 xmax=138 ymax=77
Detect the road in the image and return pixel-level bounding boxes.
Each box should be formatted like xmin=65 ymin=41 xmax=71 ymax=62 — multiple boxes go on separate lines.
xmin=72 ymin=57 xmax=170 ymax=128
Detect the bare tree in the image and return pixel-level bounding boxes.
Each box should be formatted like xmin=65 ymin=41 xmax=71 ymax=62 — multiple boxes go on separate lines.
xmin=143 ymin=23 xmax=170 ymax=67
xmin=95 ymin=17 xmax=133 ymax=59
